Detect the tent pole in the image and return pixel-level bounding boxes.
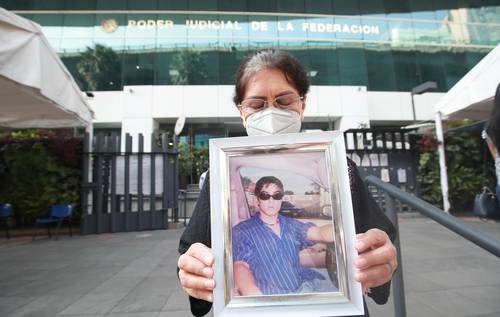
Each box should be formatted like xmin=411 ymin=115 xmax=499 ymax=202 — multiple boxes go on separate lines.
xmin=435 ymin=112 xmax=450 ymax=213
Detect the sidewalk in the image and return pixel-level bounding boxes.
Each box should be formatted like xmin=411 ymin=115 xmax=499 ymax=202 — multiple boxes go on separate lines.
xmin=0 ymin=216 xmax=499 ymax=317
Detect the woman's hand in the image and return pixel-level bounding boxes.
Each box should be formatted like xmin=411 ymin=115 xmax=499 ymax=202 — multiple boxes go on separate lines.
xmin=354 ymin=228 xmax=397 ymax=293
xmin=177 ymin=242 xmax=216 ymax=302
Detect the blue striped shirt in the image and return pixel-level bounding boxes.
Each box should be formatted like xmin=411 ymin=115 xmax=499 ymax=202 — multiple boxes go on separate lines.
xmin=232 ymin=213 xmax=326 ymax=295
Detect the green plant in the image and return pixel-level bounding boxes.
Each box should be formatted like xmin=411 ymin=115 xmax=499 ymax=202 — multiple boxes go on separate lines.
xmin=417 ymin=123 xmax=495 ymax=212
xmin=177 ymin=142 xmax=209 ymax=185
xmin=0 ymin=132 xmax=82 ymax=225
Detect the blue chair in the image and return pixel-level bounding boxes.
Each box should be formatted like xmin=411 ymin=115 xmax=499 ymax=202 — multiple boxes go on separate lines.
xmin=0 ymin=203 xmax=13 ymax=239
xmin=33 ymin=204 xmax=73 ymax=240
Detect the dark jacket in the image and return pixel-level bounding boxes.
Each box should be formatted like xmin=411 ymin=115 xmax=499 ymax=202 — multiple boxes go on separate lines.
xmin=178 ymin=159 xmax=396 ymax=317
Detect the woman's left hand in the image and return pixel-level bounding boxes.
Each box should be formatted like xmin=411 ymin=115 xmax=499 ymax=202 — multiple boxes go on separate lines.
xmin=354 ymin=228 xmax=398 ymax=293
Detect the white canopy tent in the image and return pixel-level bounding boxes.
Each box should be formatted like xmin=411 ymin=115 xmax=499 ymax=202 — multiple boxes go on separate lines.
xmin=433 ymin=44 xmax=500 ymax=212
xmin=0 ymin=8 xmax=93 ymax=129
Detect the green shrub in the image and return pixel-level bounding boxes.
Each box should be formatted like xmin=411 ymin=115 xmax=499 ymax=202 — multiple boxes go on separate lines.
xmin=417 ymin=123 xmax=495 ymax=212
xmin=0 ymin=131 xmax=82 ymax=225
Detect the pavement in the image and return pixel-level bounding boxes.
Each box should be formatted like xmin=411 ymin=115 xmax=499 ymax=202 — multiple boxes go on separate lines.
xmin=0 ymin=216 xmax=499 ymax=317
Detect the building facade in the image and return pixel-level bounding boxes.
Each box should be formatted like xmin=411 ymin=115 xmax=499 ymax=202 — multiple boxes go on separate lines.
xmin=3 ymin=0 xmax=499 ymax=150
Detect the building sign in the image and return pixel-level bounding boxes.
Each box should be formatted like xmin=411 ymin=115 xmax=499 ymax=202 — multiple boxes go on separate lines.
xmin=124 ymin=18 xmax=380 ymax=36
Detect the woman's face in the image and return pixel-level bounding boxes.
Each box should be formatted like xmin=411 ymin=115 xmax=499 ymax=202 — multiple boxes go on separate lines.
xmin=257 ymin=183 xmax=283 ymax=218
xmin=238 ymin=68 xmax=306 ymax=124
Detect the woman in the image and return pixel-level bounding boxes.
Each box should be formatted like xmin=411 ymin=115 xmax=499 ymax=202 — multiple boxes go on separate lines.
xmin=485 ymin=83 xmax=500 ymax=206
xmin=177 ymin=49 xmax=398 ymax=316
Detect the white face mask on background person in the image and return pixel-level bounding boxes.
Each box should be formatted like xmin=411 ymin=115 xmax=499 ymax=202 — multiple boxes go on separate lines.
xmin=245 ymin=107 xmax=302 ymax=136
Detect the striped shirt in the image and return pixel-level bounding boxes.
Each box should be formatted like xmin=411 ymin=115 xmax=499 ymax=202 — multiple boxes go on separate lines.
xmin=232 ymin=213 xmax=325 ymax=295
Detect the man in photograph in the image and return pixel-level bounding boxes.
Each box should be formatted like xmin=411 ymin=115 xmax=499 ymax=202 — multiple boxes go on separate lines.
xmin=232 ymin=176 xmax=336 ymax=295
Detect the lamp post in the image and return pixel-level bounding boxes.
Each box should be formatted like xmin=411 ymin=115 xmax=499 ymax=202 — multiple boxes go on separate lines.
xmin=411 ymin=81 xmax=437 ymax=123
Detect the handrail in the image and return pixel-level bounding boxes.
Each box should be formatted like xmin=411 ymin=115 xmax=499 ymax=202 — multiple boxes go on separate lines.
xmin=365 ymin=175 xmax=500 ymax=257
xmin=364 ymin=175 xmax=500 ymax=317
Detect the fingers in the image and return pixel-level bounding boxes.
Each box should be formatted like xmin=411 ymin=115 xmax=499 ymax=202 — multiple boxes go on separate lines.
xmin=355 ymin=229 xmax=398 ymax=290
xmin=178 ymin=252 xmax=214 ymax=278
xmin=178 ymin=243 xmax=215 ymax=302
xmin=186 ymin=242 xmax=214 ymax=266
xmin=356 ymin=262 xmax=394 ymax=290
xmin=356 ymin=229 xmax=388 ymax=253
xmin=184 ymin=287 xmax=214 ymax=302
xmin=179 ymin=269 xmax=216 ymax=291
xmin=355 ymin=240 xmax=396 ymax=270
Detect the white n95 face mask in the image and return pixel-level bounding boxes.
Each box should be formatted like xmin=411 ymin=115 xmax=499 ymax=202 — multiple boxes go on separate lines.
xmin=245 ymin=107 xmax=302 ymax=136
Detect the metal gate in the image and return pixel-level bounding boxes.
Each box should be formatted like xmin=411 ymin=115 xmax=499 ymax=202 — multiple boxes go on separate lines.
xmin=80 ymin=132 xmax=179 ymax=234
xmin=344 ymin=129 xmax=419 ymax=212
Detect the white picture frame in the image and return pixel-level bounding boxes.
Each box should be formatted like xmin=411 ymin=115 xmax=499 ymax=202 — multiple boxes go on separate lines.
xmin=209 ymin=131 xmax=363 ymax=317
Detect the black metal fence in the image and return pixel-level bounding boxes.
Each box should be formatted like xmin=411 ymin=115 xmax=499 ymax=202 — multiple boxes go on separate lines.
xmin=344 ymin=128 xmax=419 ymax=212
xmin=80 ymin=132 xmax=179 ymax=234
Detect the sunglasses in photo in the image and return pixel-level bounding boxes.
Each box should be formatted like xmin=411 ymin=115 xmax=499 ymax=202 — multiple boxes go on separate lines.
xmin=257 ymin=191 xmax=284 ymax=200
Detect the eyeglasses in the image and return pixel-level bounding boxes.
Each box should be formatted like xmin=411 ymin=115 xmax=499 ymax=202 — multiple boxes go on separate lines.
xmin=239 ymin=93 xmax=303 ymax=114
xmin=257 ymin=191 xmax=284 ymax=201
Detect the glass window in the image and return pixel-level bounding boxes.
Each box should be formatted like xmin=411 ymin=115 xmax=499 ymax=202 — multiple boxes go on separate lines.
xmin=333 ymin=0 xmax=360 ymax=16
xmin=359 ymin=0 xmax=386 ymax=18
xmin=468 ymin=24 xmax=498 ymax=46
xmin=335 ymin=17 xmax=364 ymax=41
xmin=442 ymin=50 xmax=467 ymax=89
xmin=158 ymin=0 xmax=188 ymax=10
xmin=33 ymin=0 xmax=65 ymax=10
xmin=408 ymin=0 xmax=436 ymax=20
xmin=388 ymin=20 xmax=415 ymax=46
xmin=305 ymin=0 xmax=333 ymax=15
xmin=62 ymin=14 xmax=95 ymax=39
xmin=97 ymin=0 xmax=126 ymax=10
xmin=384 ymin=0 xmax=412 ymax=19
xmin=123 ymin=52 xmax=155 ymax=85
xmin=365 ymin=43 xmax=396 ymax=91
xmin=337 ymin=43 xmax=368 ymax=86
xmin=304 ymin=16 xmax=336 ymax=42
xmin=412 ymin=21 xmax=442 ymax=44
xmin=278 ymin=16 xmax=306 ymax=42
xmin=247 ymin=0 xmax=277 ymax=12
xmin=188 ymin=0 xmax=217 ymax=11
xmin=168 ymin=50 xmax=211 ymax=85
xmin=307 ymin=42 xmax=340 ymax=85
xmin=392 ymin=49 xmax=420 ymax=91
xmin=277 ymin=0 xmax=304 ymax=13
xmin=33 ymin=14 xmax=64 ymax=39
xmin=361 ymin=18 xmax=390 ymax=42
xmin=156 ymin=14 xmax=188 ymax=50
xmin=217 ymin=14 xmax=249 ymax=48
xmin=60 ymin=38 xmax=94 ymax=54
xmin=155 ymin=52 xmax=175 ymax=85
xmin=94 ymin=14 xmax=126 ymax=39
xmin=218 ymin=49 xmax=249 ymax=84
xmin=218 ymin=0 xmax=247 ymax=11
xmin=416 ymin=50 xmax=446 ymax=92
xmin=66 ymin=0 xmax=96 ymax=10
xmin=248 ymin=15 xmax=278 ymax=49
xmin=3 ymin=0 xmax=35 ymax=10
xmin=127 ymin=0 xmax=157 ymax=10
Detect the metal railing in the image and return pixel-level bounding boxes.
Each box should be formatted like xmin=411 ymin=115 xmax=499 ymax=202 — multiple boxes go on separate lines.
xmin=365 ymin=175 xmax=500 ymax=317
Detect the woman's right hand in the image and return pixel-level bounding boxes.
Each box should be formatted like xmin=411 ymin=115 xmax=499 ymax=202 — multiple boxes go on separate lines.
xmin=177 ymin=242 xmax=215 ymax=302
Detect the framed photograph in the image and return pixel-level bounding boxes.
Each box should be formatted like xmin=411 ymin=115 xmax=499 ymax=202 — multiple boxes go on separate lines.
xmin=209 ymin=131 xmax=363 ymax=317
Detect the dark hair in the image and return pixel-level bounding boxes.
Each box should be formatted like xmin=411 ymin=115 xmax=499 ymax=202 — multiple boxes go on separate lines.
xmin=233 ymin=49 xmax=310 ymax=105
xmin=254 ymin=176 xmax=284 ymax=196
xmin=486 ymin=83 xmax=500 ymax=151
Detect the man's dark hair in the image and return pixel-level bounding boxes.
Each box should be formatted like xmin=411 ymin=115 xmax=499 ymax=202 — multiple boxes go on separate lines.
xmin=233 ymin=49 xmax=310 ymax=105
xmin=486 ymin=83 xmax=500 ymax=151
xmin=254 ymin=176 xmax=284 ymax=196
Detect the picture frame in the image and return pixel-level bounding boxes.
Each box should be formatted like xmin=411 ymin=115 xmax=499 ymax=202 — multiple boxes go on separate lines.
xmin=209 ymin=131 xmax=363 ymax=317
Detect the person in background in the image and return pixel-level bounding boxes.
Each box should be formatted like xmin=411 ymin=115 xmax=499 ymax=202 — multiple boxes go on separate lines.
xmin=484 ymin=83 xmax=500 ymax=206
